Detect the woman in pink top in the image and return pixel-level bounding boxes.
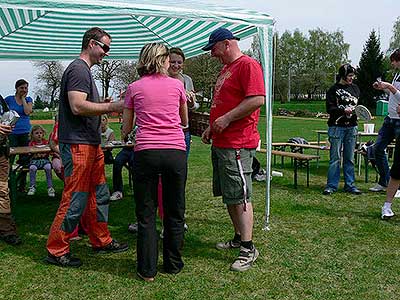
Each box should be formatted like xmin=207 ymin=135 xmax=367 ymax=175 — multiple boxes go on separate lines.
xmin=122 ymin=43 xmax=188 ymax=282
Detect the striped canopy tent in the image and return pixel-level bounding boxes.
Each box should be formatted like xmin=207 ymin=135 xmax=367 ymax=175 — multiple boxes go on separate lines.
xmin=0 ymin=0 xmax=275 ymax=229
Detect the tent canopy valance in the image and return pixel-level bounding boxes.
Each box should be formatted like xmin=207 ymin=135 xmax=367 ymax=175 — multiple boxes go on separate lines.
xmin=0 ymin=0 xmax=273 ymax=60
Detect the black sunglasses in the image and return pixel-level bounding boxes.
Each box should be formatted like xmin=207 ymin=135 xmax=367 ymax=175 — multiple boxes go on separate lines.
xmin=93 ymin=39 xmax=110 ymax=53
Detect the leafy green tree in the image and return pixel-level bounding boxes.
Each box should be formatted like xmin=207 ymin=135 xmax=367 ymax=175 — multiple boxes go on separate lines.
xmin=356 ymin=30 xmax=384 ymax=110
xmin=389 ymin=17 xmax=400 ymax=52
xmin=303 ymin=28 xmax=349 ymax=99
xmin=274 ymin=30 xmax=308 ymax=102
xmin=184 ymin=54 xmax=222 ymax=100
xmin=33 ymin=95 xmax=45 ymax=109
xmin=272 ymin=28 xmax=348 ymax=102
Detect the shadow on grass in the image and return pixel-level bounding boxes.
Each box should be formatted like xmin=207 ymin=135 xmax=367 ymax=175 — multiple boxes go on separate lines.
xmin=5 ymin=188 xmax=232 ymax=280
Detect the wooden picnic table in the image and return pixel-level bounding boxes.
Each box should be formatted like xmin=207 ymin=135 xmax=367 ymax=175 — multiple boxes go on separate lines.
xmin=10 ymin=145 xmax=51 ymax=155
xmin=9 ymin=141 xmax=134 ymax=204
xmin=259 ymin=148 xmax=319 ymax=188
xmin=314 ymin=129 xmax=378 ymax=167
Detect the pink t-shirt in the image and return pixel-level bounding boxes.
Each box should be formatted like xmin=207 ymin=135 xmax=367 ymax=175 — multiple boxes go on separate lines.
xmin=124 ymin=74 xmax=187 ymax=152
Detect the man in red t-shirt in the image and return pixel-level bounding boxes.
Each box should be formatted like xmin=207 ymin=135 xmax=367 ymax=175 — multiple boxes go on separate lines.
xmin=201 ymin=27 xmax=265 ymax=272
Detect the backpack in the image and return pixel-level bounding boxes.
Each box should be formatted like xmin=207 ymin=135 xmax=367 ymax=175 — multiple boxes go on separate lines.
xmin=360 ymin=140 xmax=376 ymax=169
xmin=287 ymin=137 xmax=309 ymax=153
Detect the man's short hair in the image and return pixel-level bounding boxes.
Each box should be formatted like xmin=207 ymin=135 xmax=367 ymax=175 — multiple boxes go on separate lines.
xmin=390 ymin=49 xmax=400 ymax=62
xmin=81 ymin=27 xmax=111 ymax=51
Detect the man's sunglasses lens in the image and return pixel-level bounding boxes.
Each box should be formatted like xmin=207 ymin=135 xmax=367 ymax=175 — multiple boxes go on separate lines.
xmin=95 ymin=40 xmax=110 ymax=53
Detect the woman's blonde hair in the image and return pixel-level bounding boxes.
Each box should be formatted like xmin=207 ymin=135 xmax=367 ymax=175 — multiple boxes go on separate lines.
xmin=30 ymin=125 xmax=46 ymax=141
xmin=136 ymin=43 xmax=169 ymax=77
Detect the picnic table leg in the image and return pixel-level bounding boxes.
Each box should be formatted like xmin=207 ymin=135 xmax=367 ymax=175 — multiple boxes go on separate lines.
xmin=306 ymin=160 xmax=310 ymax=187
xmin=9 ymin=167 xmax=17 ymax=209
xmin=294 ymin=158 xmax=298 ymax=189
xmin=317 ymin=132 xmax=321 ymax=168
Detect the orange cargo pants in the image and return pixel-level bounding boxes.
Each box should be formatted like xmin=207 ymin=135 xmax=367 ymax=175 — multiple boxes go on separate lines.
xmin=46 ymin=144 xmax=112 ymax=257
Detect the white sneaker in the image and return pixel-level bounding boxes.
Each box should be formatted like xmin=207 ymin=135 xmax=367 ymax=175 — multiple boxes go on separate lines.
xmin=27 ymin=186 xmax=36 ymax=196
xmin=48 ymin=187 xmax=55 ymax=197
xmin=381 ymin=206 xmax=395 ymax=219
xmin=127 ymin=223 xmax=138 ymax=233
xmin=369 ymin=183 xmax=386 ymax=192
xmin=110 ymin=191 xmax=123 ymax=201
xmin=230 ymin=246 xmax=259 ymax=272
xmin=395 ymin=190 xmax=400 ymax=198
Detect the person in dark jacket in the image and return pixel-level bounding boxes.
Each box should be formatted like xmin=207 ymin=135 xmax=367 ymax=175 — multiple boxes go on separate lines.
xmin=323 ymin=64 xmax=362 ymax=195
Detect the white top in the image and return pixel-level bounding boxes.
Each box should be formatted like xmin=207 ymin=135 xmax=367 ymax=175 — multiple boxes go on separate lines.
xmin=388 ymin=73 xmax=400 ymax=119
xmin=101 ymin=127 xmax=114 ymax=144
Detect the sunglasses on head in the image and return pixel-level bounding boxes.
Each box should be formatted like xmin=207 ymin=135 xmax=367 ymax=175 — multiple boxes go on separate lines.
xmin=93 ymin=39 xmax=110 ymax=53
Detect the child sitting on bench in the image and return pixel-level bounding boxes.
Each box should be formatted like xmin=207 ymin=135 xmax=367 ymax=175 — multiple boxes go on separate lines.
xmin=27 ymin=125 xmax=55 ymax=197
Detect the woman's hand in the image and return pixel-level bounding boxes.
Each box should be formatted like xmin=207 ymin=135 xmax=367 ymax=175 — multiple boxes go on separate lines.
xmin=186 ymin=91 xmax=196 ymax=109
xmin=0 ymin=124 xmax=12 ymax=135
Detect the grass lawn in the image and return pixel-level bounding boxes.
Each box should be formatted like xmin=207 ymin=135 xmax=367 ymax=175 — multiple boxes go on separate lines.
xmin=1 ymin=116 xmax=399 ymax=300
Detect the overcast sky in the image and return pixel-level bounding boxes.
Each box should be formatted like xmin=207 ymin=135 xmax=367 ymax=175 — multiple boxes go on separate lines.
xmin=0 ymin=0 xmax=398 ymax=98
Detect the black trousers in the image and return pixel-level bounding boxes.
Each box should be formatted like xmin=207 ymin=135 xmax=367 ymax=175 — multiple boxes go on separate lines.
xmin=133 ymin=149 xmax=187 ymax=277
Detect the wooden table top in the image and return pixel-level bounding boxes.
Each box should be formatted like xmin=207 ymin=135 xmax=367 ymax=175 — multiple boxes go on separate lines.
xmin=10 ymin=145 xmax=51 ymax=155
xmin=10 ymin=141 xmax=134 ymax=155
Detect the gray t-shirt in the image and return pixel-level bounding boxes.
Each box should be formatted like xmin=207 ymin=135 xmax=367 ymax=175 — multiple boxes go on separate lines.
xmin=58 ymin=59 xmax=101 ymax=145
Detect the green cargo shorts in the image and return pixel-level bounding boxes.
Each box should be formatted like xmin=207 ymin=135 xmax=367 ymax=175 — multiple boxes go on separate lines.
xmin=211 ymin=146 xmax=255 ymax=205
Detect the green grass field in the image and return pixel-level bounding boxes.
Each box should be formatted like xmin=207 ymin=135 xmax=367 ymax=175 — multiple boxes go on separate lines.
xmin=1 ymin=116 xmax=399 ymax=300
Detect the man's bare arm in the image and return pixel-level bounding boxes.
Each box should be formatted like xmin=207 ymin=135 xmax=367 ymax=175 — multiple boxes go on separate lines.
xmin=212 ymin=95 xmax=264 ymax=134
xmin=68 ymin=91 xmax=123 ymax=116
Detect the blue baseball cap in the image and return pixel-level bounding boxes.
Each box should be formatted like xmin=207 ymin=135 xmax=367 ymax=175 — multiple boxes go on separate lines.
xmin=202 ymin=27 xmax=240 ymax=51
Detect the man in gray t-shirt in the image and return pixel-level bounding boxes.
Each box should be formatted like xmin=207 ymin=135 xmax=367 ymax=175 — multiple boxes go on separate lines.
xmin=58 ymin=58 xmax=101 ymax=144
xmin=45 ymin=27 xmax=128 ymax=268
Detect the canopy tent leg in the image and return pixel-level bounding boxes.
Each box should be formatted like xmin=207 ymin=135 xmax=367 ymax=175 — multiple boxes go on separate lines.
xmin=257 ymin=24 xmax=274 ymax=232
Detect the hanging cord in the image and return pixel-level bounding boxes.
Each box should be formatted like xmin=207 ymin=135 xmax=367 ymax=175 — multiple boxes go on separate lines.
xmin=235 ymin=149 xmax=247 ymax=211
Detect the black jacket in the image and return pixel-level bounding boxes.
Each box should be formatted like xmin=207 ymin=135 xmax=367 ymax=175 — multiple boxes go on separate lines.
xmin=326 ymin=82 xmax=360 ymax=127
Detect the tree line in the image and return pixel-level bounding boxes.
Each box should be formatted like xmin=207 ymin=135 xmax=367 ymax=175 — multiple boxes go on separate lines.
xmin=33 ymin=16 xmax=400 ymax=112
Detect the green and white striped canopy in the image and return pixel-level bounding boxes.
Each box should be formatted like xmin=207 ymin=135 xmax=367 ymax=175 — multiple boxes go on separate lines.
xmin=0 ymin=0 xmax=274 ymax=60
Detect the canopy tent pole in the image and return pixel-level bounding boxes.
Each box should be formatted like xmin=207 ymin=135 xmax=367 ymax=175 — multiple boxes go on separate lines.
xmin=257 ymin=24 xmax=274 ymax=231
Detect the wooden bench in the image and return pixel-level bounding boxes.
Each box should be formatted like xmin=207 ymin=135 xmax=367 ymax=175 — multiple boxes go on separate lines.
xmin=258 ymin=148 xmax=319 ymax=188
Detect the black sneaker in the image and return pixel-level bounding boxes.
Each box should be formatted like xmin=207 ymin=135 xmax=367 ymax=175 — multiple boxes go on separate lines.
xmin=93 ymin=239 xmax=129 ymax=254
xmin=346 ymin=188 xmax=362 ymax=195
xmin=44 ymin=252 xmax=82 ymax=268
xmin=322 ymin=188 xmax=334 ymax=195
xmin=1 ymin=234 xmax=22 ymax=245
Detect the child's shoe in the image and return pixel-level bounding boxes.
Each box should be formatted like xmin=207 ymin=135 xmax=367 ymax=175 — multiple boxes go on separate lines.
xmin=27 ymin=186 xmax=36 ymax=196
xmin=48 ymin=187 xmax=55 ymax=197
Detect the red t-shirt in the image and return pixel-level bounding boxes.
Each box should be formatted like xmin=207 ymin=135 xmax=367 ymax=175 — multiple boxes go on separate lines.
xmin=29 ymin=139 xmax=49 ymax=159
xmin=210 ymin=55 xmax=265 ymax=149
xmin=49 ymin=121 xmax=59 ymax=144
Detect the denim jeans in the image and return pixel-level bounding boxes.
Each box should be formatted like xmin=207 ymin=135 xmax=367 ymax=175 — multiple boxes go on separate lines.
xmin=184 ymin=130 xmax=191 ymax=158
xmin=326 ymin=126 xmax=357 ymax=191
xmin=112 ymin=148 xmax=134 ymax=193
xmin=373 ymin=116 xmax=400 ymax=187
